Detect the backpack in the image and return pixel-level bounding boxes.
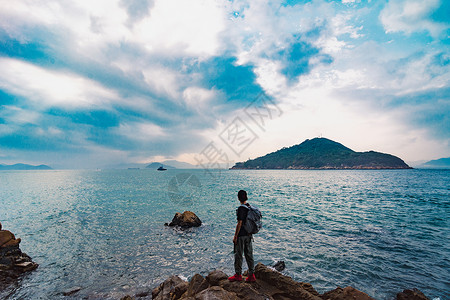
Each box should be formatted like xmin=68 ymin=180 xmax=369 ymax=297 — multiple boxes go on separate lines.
xmin=241 ymin=204 xmax=262 ymax=234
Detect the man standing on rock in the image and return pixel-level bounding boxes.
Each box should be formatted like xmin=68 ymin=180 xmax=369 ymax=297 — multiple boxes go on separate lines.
xmin=228 ymin=190 xmax=256 ymax=282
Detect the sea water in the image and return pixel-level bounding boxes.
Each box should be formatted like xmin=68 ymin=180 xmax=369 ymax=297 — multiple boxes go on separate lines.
xmin=0 ymin=169 xmax=448 ymax=299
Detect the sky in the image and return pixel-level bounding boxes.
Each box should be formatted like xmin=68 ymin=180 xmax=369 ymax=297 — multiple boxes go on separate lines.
xmin=0 ymin=0 xmax=449 ymax=169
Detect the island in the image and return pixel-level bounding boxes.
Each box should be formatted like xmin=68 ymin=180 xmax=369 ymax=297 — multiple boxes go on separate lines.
xmin=0 ymin=163 xmax=52 ymax=170
xmin=418 ymin=157 xmax=450 ymax=169
xmin=231 ymin=138 xmax=412 ymax=170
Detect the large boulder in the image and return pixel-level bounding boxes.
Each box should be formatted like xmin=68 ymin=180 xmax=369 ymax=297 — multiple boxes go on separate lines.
xmin=152 ymin=275 xmax=188 ymax=300
xmin=166 ymin=211 xmax=202 ymax=228
xmin=186 ymin=274 xmax=209 ymax=297
xmin=0 ymin=223 xmax=38 ymax=291
xmin=0 ymin=230 xmax=21 ymax=248
xmin=254 ymin=262 xmax=321 ymax=300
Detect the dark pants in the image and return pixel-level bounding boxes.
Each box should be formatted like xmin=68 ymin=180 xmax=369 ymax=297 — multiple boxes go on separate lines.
xmin=234 ymin=235 xmax=254 ymax=275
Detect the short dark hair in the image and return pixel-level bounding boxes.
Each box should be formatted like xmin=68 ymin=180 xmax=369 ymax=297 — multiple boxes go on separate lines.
xmin=238 ymin=190 xmax=248 ymax=202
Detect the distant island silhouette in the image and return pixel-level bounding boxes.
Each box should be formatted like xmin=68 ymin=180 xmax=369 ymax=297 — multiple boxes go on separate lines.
xmin=418 ymin=157 xmax=450 ymax=169
xmin=0 ymin=163 xmax=52 ymax=170
xmin=231 ymin=138 xmax=412 ymax=170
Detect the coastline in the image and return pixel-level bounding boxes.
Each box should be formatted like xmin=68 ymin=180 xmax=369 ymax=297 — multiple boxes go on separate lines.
xmin=122 ymin=263 xmax=430 ymax=300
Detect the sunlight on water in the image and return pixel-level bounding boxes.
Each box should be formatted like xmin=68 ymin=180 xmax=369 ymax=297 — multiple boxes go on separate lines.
xmin=0 ymin=169 xmax=449 ymax=299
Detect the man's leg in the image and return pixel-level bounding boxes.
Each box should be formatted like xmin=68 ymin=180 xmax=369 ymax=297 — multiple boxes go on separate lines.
xmin=243 ymin=235 xmax=254 ymax=274
xmin=234 ymin=237 xmax=245 ymax=275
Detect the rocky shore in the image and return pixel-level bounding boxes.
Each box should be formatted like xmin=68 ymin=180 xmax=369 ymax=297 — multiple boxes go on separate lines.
xmin=121 ymin=262 xmax=430 ymax=300
xmin=0 ymin=222 xmax=38 ymax=290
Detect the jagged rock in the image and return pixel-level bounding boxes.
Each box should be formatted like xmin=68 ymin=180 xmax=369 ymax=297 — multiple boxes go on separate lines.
xmin=174 ymin=281 xmax=189 ymax=299
xmin=63 ymin=287 xmax=82 ymax=296
xmin=219 ymin=280 xmax=269 ymax=300
xmin=206 ymin=270 xmax=228 ymax=286
xmin=152 ymin=275 xmax=187 ymax=300
xmin=0 ymin=230 xmax=21 ymax=248
xmin=254 ymin=262 xmax=321 ymax=299
xmin=166 ymin=211 xmax=202 ymax=228
xmin=151 ymin=263 xmax=430 ymax=300
xmin=195 ymin=286 xmax=238 ymax=300
xmin=186 ymin=274 xmax=209 ymax=297
xmin=0 ymin=223 xmax=38 ymax=277
xmin=396 ymin=288 xmax=430 ymax=300
xmin=321 ymin=286 xmax=375 ymax=300
xmin=273 ymin=260 xmax=286 ymax=272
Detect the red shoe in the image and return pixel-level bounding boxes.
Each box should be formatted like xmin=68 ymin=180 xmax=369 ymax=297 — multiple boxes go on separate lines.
xmin=245 ymin=273 xmax=256 ymax=282
xmin=228 ymin=274 xmax=243 ymax=282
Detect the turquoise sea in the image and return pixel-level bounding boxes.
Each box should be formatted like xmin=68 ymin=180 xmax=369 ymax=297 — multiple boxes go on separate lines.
xmin=0 ymin=169 xmax=448 ymax=299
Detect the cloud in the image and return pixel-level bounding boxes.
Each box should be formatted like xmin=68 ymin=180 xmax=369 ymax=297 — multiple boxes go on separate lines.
xmin=380 ymin=0 xmax=449 ymax=38
xmin=0 ymin=58 xmax=119 ymax=109
xmin=133 ymin=0 xmax=227 ymax=56
xmin=120 ymin=0 xmax=155 ymax=26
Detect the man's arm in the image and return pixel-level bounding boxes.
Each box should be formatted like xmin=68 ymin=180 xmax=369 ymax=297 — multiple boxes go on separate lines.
xmin=233 ymin=220 xmax=243 ymax=244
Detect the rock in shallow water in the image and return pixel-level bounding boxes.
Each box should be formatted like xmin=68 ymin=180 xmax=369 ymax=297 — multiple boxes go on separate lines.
xmin=0 ymin=225 xmax=38 ymax=273
xmin=0 ymin=223 xmax=38 ymax=291
xmin=396 ymin=288 xmax=430 ymax=300
xmin=166 ymin=211 xmax=202 ymax=228
xmin=272 ymin=260 xmax=286 ymax=272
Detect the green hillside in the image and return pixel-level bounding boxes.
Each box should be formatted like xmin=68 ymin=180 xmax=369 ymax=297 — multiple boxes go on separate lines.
xmin=231 ymin=138 xmax=411 ymax=170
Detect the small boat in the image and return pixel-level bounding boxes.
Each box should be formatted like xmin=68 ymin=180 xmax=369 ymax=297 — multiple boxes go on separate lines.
xmin=157 ymin=166 xmax=167 ymax=171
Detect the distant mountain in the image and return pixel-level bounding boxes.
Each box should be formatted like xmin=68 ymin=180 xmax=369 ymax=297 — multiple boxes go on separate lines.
xmin=0 ymin=163 xmax=53 ymax=170
xmin=418 ymin=157 xmax=450 ymax=169
xmin=231 ymin=138 xmax=412 ymax=170
xmin=161 ymin=160 xmax=198 ymax=169
xmin=145 ymin=162 xmax=176 ymax=169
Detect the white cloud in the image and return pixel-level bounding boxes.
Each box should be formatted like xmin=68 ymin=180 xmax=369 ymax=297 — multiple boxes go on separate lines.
xmin=133 ymin=0 xmax=227 ymax=56
xmin=380 ymin=0 xmax=446 ymax=37
xmin=183 ymin=87 xmax=215 ymax=109
xmin=117 ymin=122 xmax=166 ymax=141
xmin=142 ymin=66 xmax=183 ymax=99
xmin=0 ymin=106 xmax=41 ymax=125
xmin=0 ymin=58 xmax=119 ymax=109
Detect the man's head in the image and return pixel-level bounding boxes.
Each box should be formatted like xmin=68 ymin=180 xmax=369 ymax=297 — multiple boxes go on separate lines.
xmin=238 ymin=190 xmax=248 ymax=203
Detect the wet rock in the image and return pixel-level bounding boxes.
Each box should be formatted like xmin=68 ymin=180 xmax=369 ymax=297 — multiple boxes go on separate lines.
xmin=166 ymin=211 xmax=202 ymax=228
xmin=0 ymin=223 xmax=38 ymax=284
xmin=321 ymin=286 xmax=375 ymax=300
xmin=206 ymin=270 xmax=228 ymax=286
xmin=63 ymin=287 xmax=82 ymax=296
xmin=272 ymin=260 xmax=286 ymax=272
xmin=396 ymin=288 xmax=430 ymax=300
xmin=152 ymin=275 xmax=187 ymax=300
xmin=186 ymin=274 xmax=209 ymax=297
xmin=174 ymin=281 xmax=189 ymax=299
xmin=0 ymin=230 xmax=21 ymax=248
xmin=254 ymin=262 xmax=321 ymax=299
xmin=135 ymin=289 xmax=151 ymax=298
